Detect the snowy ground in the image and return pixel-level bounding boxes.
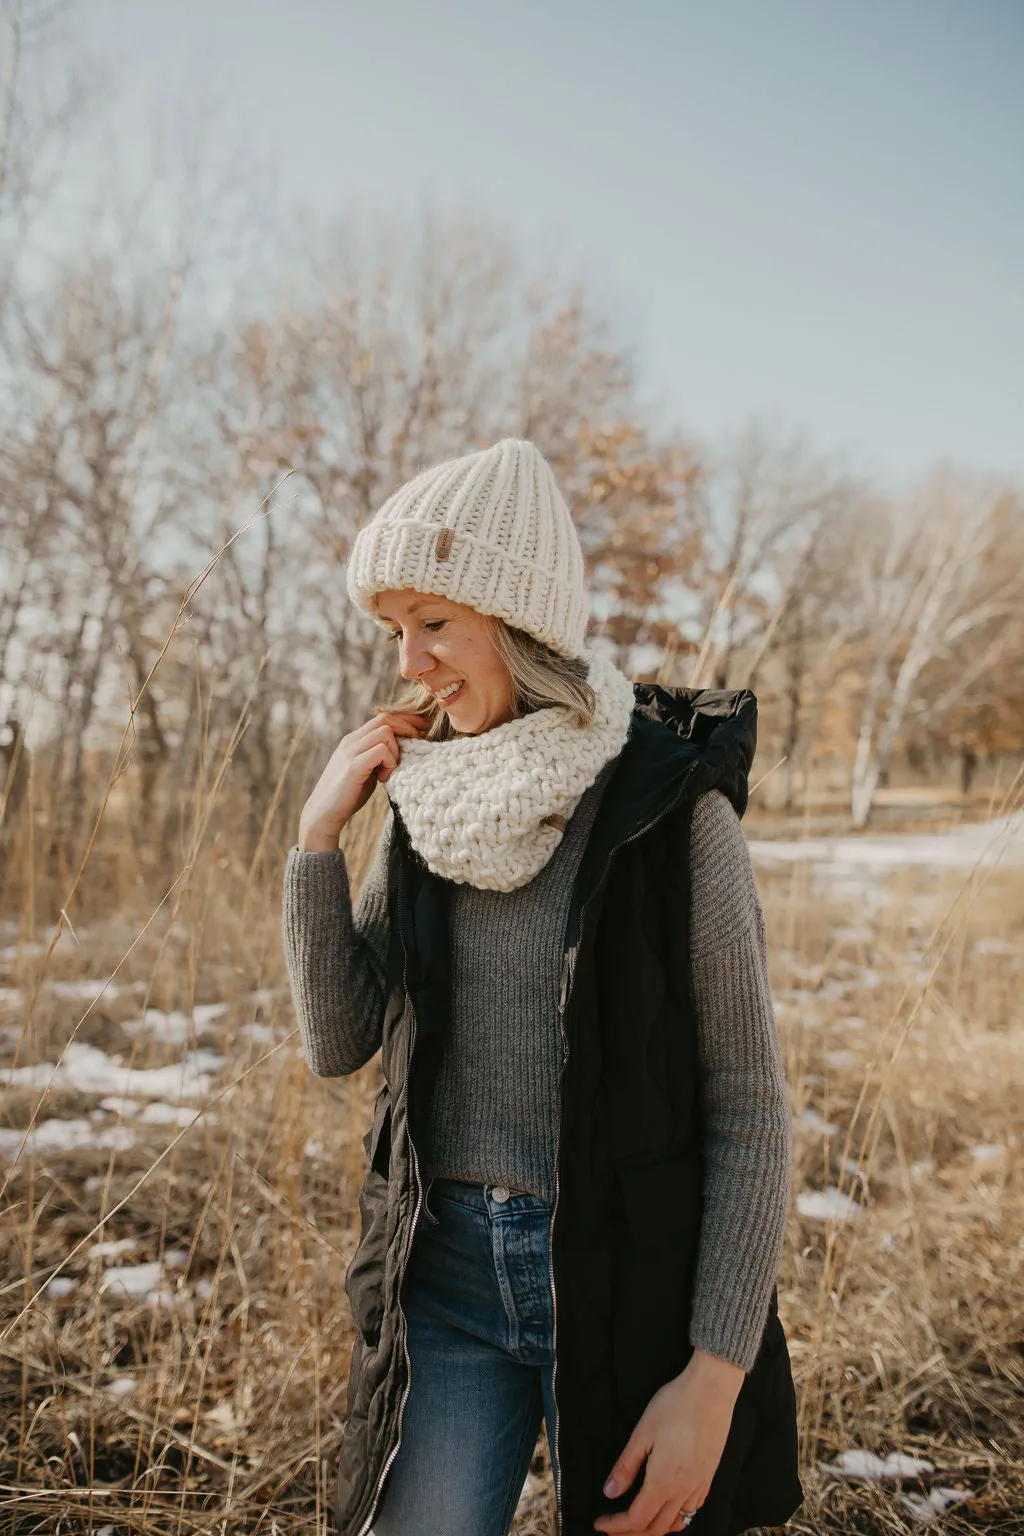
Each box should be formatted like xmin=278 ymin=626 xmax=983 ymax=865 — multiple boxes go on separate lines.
xmin=0 ymin=986 xmax=289 ymax=1161
xmin=1 ymin=813 xmax=1017 ymax=1531
xmin=749 ymin=808 xmax=1024 ymax=873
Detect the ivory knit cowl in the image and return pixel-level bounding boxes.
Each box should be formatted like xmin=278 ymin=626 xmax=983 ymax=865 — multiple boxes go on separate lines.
xmin=385 ymin=650 xmax=636 ymax=891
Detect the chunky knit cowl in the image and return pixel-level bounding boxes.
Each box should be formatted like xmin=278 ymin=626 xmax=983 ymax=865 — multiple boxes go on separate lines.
xmin=385 ymin=650 xmax=635 ymax=891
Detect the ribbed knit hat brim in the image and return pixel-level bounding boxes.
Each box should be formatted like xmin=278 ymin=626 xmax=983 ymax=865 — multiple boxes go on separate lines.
xmin=346 ymin=438 xmax=589 ymax=658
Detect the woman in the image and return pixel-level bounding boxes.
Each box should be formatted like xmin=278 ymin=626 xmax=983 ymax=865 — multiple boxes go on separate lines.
xmin=282 ymin=438 xmax=802 ymax=1536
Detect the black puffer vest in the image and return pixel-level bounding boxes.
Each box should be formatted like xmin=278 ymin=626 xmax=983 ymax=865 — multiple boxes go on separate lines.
xmin=334 ymin=684 xmax=803 ymax=1536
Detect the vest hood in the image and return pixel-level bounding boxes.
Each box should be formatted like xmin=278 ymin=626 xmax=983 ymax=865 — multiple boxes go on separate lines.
xmin=629 ymin=682 xmax=758 ymax=820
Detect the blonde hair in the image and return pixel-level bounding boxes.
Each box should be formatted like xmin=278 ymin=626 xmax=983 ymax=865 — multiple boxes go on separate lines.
xmin=377 ymin=618 xmax=596 ymax=741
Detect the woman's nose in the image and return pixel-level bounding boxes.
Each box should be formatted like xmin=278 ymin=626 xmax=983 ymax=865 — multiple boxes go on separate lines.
xmin=399 ymin=635 xmax=436 ymax=683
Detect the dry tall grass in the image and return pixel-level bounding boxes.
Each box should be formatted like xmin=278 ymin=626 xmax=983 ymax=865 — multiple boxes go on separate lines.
xmin=1 ymin=752 xmax=1021 ymax=1535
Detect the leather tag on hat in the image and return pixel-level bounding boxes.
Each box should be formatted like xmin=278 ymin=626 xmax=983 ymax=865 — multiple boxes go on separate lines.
xmin=541 ymin=813 xmax=567 ymax=832
xmin=434 ymin=527 xmax=454 ymax=561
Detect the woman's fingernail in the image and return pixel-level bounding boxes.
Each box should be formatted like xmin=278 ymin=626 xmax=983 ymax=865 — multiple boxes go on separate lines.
xmin=603 ymin=1476 xmax=618 ymax=1496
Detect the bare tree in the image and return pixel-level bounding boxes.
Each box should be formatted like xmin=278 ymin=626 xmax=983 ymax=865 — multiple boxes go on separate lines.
xmin=686 ymin=425 xmax=848 ymax=689
xmin=765 ymin=493 xmax=867 ymax=809
xmin=845 ymin=470 xmax=1024 ymax=827
xmin=0 ymin=240 xmax=199 ymax=865
xmin=0 ymin=0 xmax=98 ymax=322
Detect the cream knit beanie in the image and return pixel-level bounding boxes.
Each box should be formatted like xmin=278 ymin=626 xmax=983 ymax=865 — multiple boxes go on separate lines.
xmin=345 ymin=438 xmax=589 ymax=659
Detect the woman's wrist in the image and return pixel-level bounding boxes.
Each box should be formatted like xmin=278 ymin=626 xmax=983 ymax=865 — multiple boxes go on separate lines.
xmin=683 ymin=1346 xmax=745 ymax=1400
xmin=297 ymin=823 xmax=345 ymax=853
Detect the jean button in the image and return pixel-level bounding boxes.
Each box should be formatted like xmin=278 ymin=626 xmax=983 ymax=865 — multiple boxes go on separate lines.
xmin=491 ymin=1184 xmax=510 ymax=1203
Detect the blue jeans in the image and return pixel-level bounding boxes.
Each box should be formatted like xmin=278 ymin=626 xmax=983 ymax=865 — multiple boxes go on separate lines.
xmin=370 ymin=1175 xmax=558 ymax=1536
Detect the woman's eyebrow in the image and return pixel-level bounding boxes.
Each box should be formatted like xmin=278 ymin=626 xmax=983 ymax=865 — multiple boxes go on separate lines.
xmin=378 ymin=598 xmax=442 ymax=623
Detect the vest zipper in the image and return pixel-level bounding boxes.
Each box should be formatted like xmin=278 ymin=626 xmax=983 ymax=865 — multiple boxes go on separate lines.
xmin=545 ymin=758 xmax=700 ymax=1534
xmin=547 ymin=944 xmax=576 ymax=1535
xmin=355 ymin=917 xmax=424 ymax=1536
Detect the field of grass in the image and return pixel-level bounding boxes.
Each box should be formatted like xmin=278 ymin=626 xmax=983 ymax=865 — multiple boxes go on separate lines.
xmin=1 ymin=788 xmax=1021 ymax=1534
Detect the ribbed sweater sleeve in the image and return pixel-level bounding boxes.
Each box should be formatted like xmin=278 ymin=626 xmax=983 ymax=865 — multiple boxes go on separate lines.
xmin=280 ymin=813 xmax=394 ymax=1076
xmin=687 ymin=789 xmax=793 ymax=1372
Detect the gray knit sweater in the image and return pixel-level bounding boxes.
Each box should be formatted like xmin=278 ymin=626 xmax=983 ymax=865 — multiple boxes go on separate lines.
xmin=281 ymin=777 xmax=792 ymax=1372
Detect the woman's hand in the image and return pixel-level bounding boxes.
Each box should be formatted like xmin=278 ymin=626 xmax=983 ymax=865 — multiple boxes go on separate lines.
xmin=297 ymin=709 xmax=427 ymax=852
xmin=593 ymin=1349 xmax=744 ymax=1535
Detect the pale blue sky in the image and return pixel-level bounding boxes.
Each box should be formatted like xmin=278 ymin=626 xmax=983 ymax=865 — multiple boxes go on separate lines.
xmin=84 ymin=0 xmax=1022 ymax=484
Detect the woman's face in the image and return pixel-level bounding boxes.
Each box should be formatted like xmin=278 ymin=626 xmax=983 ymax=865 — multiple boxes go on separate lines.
xmin=375 ymin=589 xmax=517 ymax=735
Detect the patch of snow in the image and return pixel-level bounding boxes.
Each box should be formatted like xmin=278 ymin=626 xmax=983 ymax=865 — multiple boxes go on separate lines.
xmin=204 ymin=1399 xmax=244 ymax=1435
xmin=0 ymin=986 xmax=24 ymax=1010
xmin=902 ymin=1487 xmax=972 ymax=1523
xmin=88 ymin=1237 xmax=138 ymax=1260
xmin=99 ymin=1261 xmax=170 ymax=1300
xmin=122 ymin=1003 xmax=228 ymax=1043
xmin=0 ymin=1041 xmax=221 ymax=1100
xmin=138 ymin=1102 xmax=200 ymax=1128
xmin=751 ymin=811 xmax=1024 ymax=872
xmin=839 ymin=877 xmax=895 ymax=909
xmin=44 ymin=1276 xmax=77 ymax=1298
xmin=163 ymin=1248 xmax=188 ymax=1268
xmin=192 ymin=1002 xmax=229 ymax=1029
xmin=105 ymin=1377 xmax=136 ymax=1398
xmin=304 ymin=1137 xmax=327 ymax=1158
xmin=0 ymin=930 xmax=79 ymax=962
xmin=826 ymin=1049 xmax=857 ymax=1069
xmin=797 ymin=1187 xmax=859 ymax=1223
xmin=800 ymin=1108 xmax=839 ymax=1136
xmin=122 ymin=1009 xmax=194 ymax=1043
xmin=195 ymin=1277 xmax=215 ymax=1300
xmin=973 ymin=937 xmax=1017 ymax=956
xmin=91 ymin=1124 xmax=140 ymax=1152
xmin=910 ymin=1158 xmax=935 ymax=1180
xmin=827 ymin=1448 xmax=935 ymax=1480
xmin=819 ymin=979 xmax=855 ymax=1001
xmin=247 ymin=986 xmax=284 ymax=1010
xmin=48 ymin=979 xmax=129 ymax=1002
xmin=0 ymin=1118 xmax=137 ymax=1158
xmin=784 ymin=1011 xmax=823 ymax=1029
xmin=970 ymin=1143 xmax=1007 ymax=1163
xmin=0 ymin=941 xmax=46 ymax=961
xmin=240 ymin=1021 xmax=278 ymax=1044
xmin=99 ymin=1096 xmax=141 ymax=1118
xmin=832 ymin=926 xmax=875 ymax=944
